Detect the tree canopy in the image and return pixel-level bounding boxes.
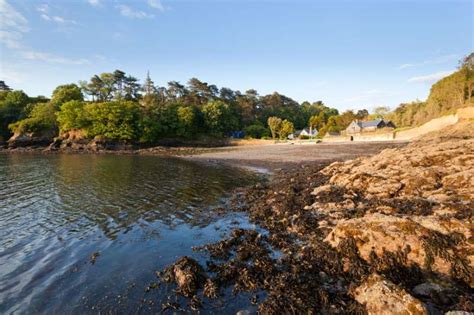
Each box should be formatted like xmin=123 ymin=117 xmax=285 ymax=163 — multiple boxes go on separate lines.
xmin=3 ymin=52 xmax=472 ymax=144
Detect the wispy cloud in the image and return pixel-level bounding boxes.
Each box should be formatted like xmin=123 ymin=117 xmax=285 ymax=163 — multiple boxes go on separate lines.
xmin=398 ymin=54 xmax=459 ymax=70
xmin=147 ymin=0 xmax=164 ymax=11
xmin=116 ymin=4 xmax=154 ymax=19
xmin=37 ymin=4 xmax=77 ymax=24
xmin=0 ymin=0 xmax=88 ymax=65
xmin=21 ymin=51 xmax=88 ymax=65
xmin=0 ymin=0 xmax=29 ymax=49
xmin=87 ymin=0 xmax=101 ymax=7
xmin=407 ymin=70 xmax=454 ymax=83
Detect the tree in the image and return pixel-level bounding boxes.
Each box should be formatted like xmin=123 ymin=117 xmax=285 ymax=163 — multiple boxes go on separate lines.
xmin=355 ymin=109 xmax=369 ymax=119
xmin=267 ymin=116 xmax=282 ymax=139
xmin=123 ymin=75 xmax=140 ymax=101
xmin=141 ymin=72 xmax=158 ymax=109
xmin=309 ymin=114 xmax=323 ymax=132
xmin=84 ymin=101 xmax=140 ymax=141
xmin=50 ymin=84 xmax=83 ymax=108
xmin=9 ymin=102 xmax=58 ymax=134
xmin=167 ymin=81 xmax=187 ymax=101
xmin=279 ymin=119 xmax=294 ymax=139
xmin=113 ymin=69 xmax=126 ymax=99
xmin=460 ymin=52 xmax=474 ymax=102
xmin=0 ymin=90 xmax=30 ymax=140
xmin=373 ymin=106 xmax=390 ymax=118
xmin=244 ymin=121 xmax=269 ymax=139
xmin=202 ymin=100 xmax=237 ymax=135
xmin=56 ymin=100 xmax=88 ymax=133
xmin=177 ymin=105 xmax=199 ymax=138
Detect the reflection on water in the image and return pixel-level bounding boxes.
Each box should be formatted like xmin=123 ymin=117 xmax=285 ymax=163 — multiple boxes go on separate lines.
xmin=0 ymin=154 xmax=260 ymax=314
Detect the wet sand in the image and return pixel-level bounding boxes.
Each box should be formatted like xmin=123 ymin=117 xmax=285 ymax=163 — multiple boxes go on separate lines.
xmin=186 ymin=141 xmax=409 ymax=171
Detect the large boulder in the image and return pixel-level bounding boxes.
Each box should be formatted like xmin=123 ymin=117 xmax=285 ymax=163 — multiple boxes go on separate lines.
xmin=353 ymin=274 xmax=428 ymax=315
xmin=325 ymin=213 xmax=473 ymax=285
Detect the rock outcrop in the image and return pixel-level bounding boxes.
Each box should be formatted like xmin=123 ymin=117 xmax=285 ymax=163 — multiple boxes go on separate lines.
xmin=159 ymin=122 xmax=474 ymax=313
xmin=353 ymin=274 xmax=428 ymax=315
xmin=7 ymin=129 xmax=57 ymax=148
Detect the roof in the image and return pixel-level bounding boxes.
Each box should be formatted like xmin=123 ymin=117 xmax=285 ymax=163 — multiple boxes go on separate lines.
xmin=358 ymin=119 xmax=384 ymax=128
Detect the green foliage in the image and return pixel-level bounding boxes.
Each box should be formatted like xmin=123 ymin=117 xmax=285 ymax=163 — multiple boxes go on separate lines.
xmin=373 ymin=106 xmax=390 ymax=118
xmin=50 ymin=84 xmax=84 ymax=107
xmin=244 ymin=123 xmax=269 ymax=139
xmin=267 ymin=116 xmax=282 ymax=139
xmin=202 ymin=100 xmax=238 ymax=135
xmin=0 ymin=90 xmax=30 ymax=139
xmin=56 ymin=100 xmax=88 ymax=132
xmin=177 ymin=105 xmax=200 ymax=138
xmin=9 ymin=102 xmax=58 ymax=134
xmin=388 ymin=53 xmax=474 ymax=127
xmin=84 ymin=101 xmax=140 ymax=141
xmin=279 ymin=120 xmax=294 ymax=139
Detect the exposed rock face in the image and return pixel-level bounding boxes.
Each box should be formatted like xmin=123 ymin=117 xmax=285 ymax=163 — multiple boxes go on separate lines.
xmin=48 ymin=130 xmax=136 ymax=152
xmin=354 ymin=274 xmax=428 ymax=315
xmin=310 ymin=124 xmax=474 ymax=287
xmin=159 ymin=122 xmax=474 ymax=313
xmin=320 ymin=139 xmax=473 ymax=203
xmin=7 ymin=130 xmax=57 ymax=148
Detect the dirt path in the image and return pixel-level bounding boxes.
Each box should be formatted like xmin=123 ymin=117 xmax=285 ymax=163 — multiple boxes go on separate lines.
xmin=185 ymin=141 xmax=408 ymax=171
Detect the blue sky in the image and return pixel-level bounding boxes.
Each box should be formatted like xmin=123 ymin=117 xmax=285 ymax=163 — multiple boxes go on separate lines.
xmin=0 ymin=0 xmax=472 ymax=111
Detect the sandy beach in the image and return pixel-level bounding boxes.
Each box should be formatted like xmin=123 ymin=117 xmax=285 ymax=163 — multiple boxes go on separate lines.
xmin=186 ymin=140 xmax=409 ymax=171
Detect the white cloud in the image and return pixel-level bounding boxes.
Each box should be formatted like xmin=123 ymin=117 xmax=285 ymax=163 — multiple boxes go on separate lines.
xmin=0 ymin=0 xmax=87 ymax=65
xmin=147 ymin=0 xmax=164 ymax=11
xmin=0 ymin=0 xmax=30 ymax=32
xmin=0 ymin=0 xmax=29 ymax=49
xmin=0 ymin=29 xmax=23 ymax=49
xmin=87 ymin=0 xmax=101 ymax=6
xmin=407 ymin=70 xmax=455 ymax=83
xmin=117 ymin=4 xmax=154 ymax=19
xmin=37 ymin=4 xmax=77 ymax=24
xmin=37 ymin=4 xmax=49 ymax=13
xmin=21 ymin=51 xmax=89 ymax=65
xmin=399 ymin=54 xmax=459 ymax=70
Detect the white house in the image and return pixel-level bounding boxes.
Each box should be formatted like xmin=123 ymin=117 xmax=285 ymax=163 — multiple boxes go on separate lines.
xmin=288 ymin=127 xmax=318 ymax=139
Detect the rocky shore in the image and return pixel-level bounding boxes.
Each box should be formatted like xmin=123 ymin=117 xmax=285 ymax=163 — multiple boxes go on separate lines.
xmin=159 ymin=122 xmax=474 ymax=314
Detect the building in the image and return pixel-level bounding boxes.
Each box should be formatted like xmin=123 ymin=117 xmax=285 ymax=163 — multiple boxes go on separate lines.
xmin=345 ymin=119 xmax=396 ymax=134
xmin=0 ymin=81 xmax=12 ymax=92
xmin=288 ymin=127 xmax=318 ymax=139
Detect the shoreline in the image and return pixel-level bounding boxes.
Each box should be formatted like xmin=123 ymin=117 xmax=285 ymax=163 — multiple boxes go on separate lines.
xmin=157 ymin=123 xmax=474 ymax=313
xmin=0 ymin=140 xmax=408 ymax=173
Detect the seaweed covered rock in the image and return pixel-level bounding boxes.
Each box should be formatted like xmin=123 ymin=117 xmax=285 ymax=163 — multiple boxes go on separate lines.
xmin=321 ymin=138 xmax=474 ymax=203
xmin=353 ymin=274 xmax=428 ymax=315
xmin=161 ymin=256 xmax=207 ymax=297
xmin=325 ymin=213 xmax=473 ymax=285
xmin=157 ymin=122 xmax=474 ymax=313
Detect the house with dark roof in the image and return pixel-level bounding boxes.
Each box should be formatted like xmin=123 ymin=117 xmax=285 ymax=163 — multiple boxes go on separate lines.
xmin=345 ymin=119 xmax=396 ymax=134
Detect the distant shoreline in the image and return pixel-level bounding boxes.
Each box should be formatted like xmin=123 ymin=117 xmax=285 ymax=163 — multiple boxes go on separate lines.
xmin=1 ymin=140 xmax=408 ymax=173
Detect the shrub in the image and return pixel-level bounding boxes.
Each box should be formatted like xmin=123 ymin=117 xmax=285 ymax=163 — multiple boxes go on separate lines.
xmin=84 ymin=101 xmax=140 ymax=141
xmin=56 ymin=100 xmax=88 ymax=133
xmin=244 ymin=124 xmax=269 ymax=139
xmin=9 ymin=102 xmax=58 ymax=134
